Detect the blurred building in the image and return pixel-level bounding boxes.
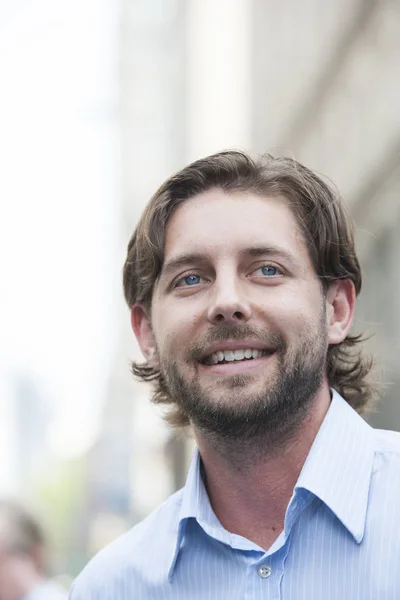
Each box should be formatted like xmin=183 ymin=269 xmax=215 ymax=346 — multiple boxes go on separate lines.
xmin=0 ymin=370 xmax=54 ymax=494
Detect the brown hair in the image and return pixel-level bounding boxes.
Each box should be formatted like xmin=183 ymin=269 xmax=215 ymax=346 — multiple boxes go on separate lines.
xmin=0 ymin=499 xmax=45 ymax=556
xmin=123 ymin=150 xmax=374 ymax=426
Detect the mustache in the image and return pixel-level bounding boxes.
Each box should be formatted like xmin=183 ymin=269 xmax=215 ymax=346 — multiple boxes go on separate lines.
xmin=188 ymin=324 xmax=286 ymax=361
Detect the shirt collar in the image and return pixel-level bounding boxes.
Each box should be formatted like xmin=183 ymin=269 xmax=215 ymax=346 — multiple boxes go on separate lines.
xmin=292 ymin=389 xmax=374 ymax=544
xmin=168 ymin=389 xmax=375 ymax=579
xmin=167 ymin=447 xmax=206 ymax=580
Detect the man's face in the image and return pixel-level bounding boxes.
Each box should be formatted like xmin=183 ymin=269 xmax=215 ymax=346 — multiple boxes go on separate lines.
xmin=140 ymin=190 xmax=331 ymax=440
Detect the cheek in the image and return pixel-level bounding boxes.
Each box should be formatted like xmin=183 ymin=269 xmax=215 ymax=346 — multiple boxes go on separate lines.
xmin=258 ymin=292 xmax=321 ymax=335
xmin=154 ymin=310 xmax=200 ymax=356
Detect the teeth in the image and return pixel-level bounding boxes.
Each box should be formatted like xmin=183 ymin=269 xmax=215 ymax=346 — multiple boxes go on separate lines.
xmin=205 ymin=348 xmax=270 ymax=365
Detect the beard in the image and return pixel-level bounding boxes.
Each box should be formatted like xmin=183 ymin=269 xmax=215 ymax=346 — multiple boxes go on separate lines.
xmin=156 ymin=306 xmax=328 ymax=448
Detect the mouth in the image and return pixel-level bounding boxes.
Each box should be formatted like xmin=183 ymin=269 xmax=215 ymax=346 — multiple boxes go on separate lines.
xmin=201 ymin=348 xmax=275 ymax=366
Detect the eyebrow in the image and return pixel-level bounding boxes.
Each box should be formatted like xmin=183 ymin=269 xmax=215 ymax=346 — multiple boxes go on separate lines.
xmin=161 ymin=253 xmax=208 ymax=280
xmin=161 ymin=246 xmax=301 ymax=280
xmin=246 ymin=245 xmax=301 ymax=267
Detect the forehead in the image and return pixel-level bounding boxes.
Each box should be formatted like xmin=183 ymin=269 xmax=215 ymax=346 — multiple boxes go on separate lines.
xmin=163 ymin=189 xmax=310 ymax=264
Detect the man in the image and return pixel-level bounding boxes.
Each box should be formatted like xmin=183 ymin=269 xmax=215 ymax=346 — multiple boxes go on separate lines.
xmin=70 ymin=151 xmax=400 ymax=599
xmin=0 ymin=500 xmax=68 ymax=600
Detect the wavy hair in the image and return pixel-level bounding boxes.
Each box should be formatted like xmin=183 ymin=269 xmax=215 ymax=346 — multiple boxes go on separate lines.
xmin=123 ymin=150 xmax=374 ymax=427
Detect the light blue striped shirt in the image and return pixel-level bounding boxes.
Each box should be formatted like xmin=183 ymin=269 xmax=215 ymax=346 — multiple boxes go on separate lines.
xmin=70 ymin=390 xmax=400 ymax=599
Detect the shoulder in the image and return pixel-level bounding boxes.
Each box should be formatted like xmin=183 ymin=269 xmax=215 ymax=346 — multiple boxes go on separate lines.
xmin=369 ymin=427 xmax=400 ymax=498
xmin=69 ymin=488 xmax=184 ymax=599
xmin=361 ymin=427 xmax=400 ymax=550
xmin=372 ymin=427 xmax=400 ymax=455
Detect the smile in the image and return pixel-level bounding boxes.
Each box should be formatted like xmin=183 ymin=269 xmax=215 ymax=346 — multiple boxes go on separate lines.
xmin=203 ymin=348 xmax=274 ymax=366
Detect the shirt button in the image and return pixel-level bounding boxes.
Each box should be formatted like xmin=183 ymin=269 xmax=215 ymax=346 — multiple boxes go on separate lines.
xmin=257 ymin=564 xmax=272 ymax=579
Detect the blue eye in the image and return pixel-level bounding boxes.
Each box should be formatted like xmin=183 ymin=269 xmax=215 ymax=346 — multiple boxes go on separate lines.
xmin=183 ymin=274 xmax=201 ymax=286
xmin=260 ymin=265 xmax=278 ymax=276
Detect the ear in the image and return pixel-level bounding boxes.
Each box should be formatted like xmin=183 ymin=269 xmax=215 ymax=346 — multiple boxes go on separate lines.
xmin=131 ymin=304 xmax=159 ymax=368
xmin=326 ymin=280 xmax=356 ymax=345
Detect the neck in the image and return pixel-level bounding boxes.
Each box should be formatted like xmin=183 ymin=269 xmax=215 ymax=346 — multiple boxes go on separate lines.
xmin=194 ymin=385 xmax=331 ymax=550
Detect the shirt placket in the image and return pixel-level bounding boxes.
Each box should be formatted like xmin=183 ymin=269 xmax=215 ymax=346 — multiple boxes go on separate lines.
xmin=243 ymin=542 xmax=289 ymax=600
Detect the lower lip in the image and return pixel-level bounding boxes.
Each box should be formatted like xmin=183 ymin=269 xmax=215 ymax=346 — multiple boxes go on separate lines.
xmin=199 ymin=354 xmax=275 ymax=376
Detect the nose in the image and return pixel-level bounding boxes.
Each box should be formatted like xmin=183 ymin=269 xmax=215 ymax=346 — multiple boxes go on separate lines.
xmin=207 ymin=277 xmax=252 ymax=325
